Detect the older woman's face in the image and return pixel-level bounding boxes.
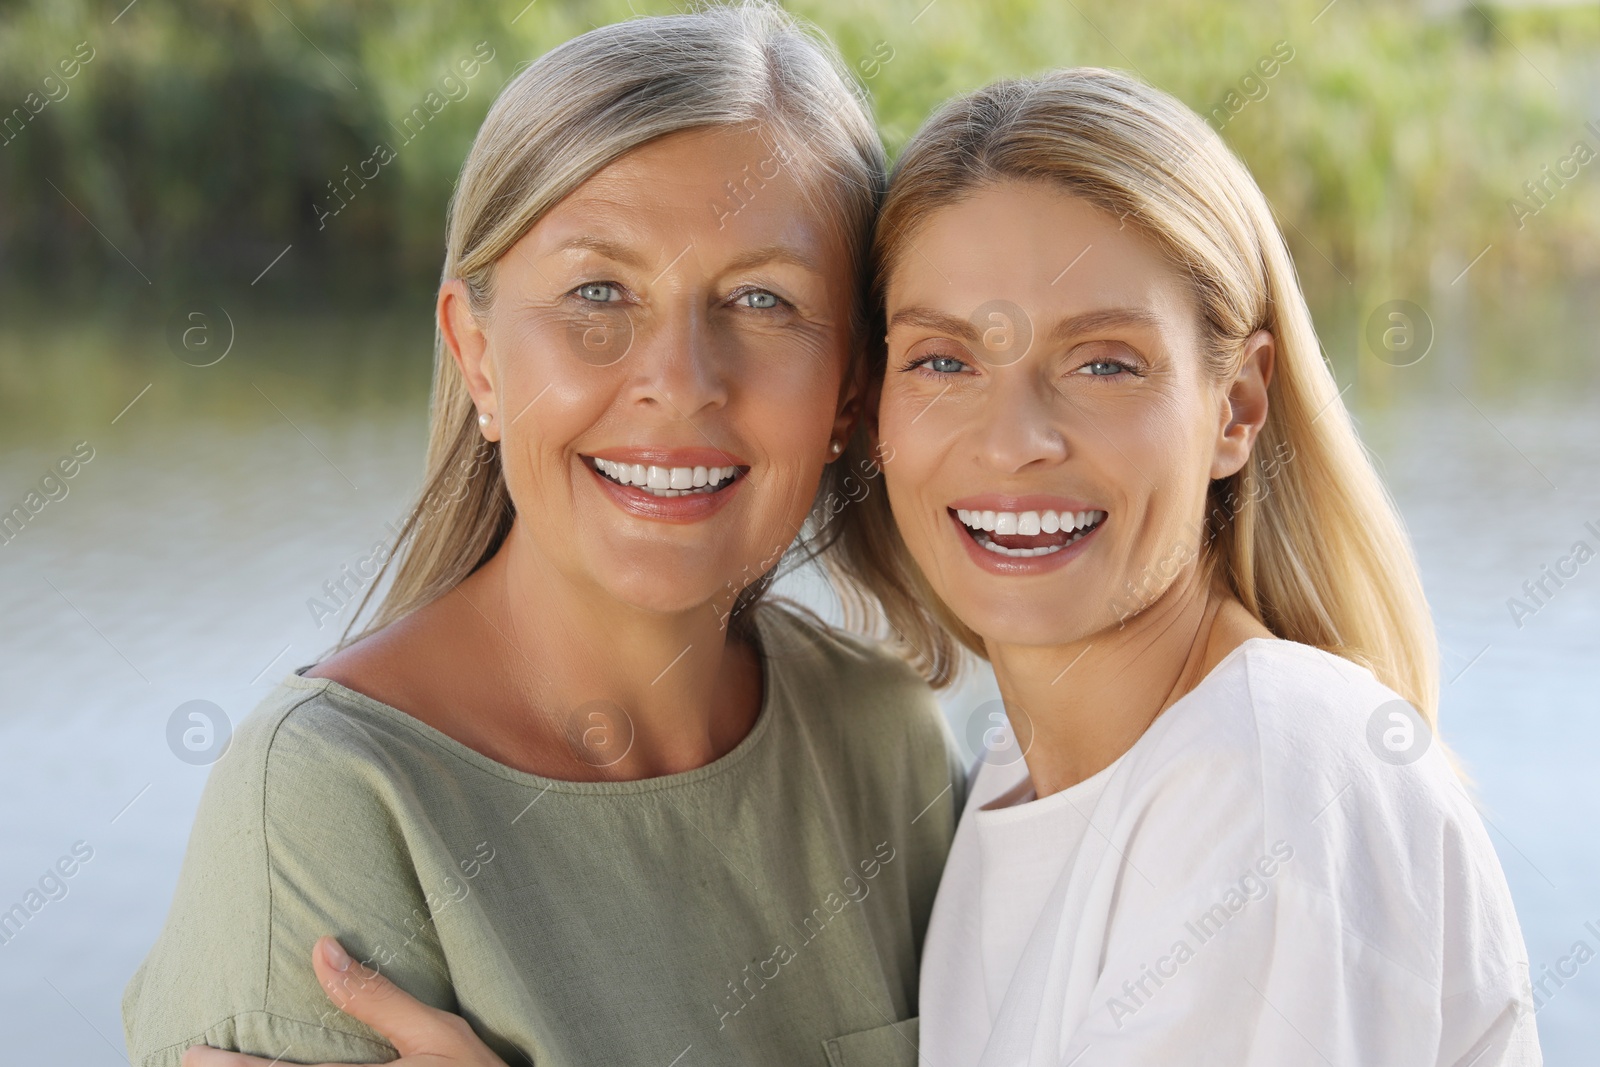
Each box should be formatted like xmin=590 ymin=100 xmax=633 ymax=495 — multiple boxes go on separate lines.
xmin=876 ymin=180 xmax=1269 ymax=647
xmin=445 ymin=126 xmax=857 ymax=618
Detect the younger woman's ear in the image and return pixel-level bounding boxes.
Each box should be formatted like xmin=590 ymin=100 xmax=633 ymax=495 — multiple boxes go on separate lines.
xmin=439 ymin=279 xmax=498 ymax=440
xmin=1211 ymin=329 xmax=1275 ymax=479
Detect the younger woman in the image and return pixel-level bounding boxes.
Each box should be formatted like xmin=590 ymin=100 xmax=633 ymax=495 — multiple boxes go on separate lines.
xmin=851 ymin=67 xmax=1539 ymax=1065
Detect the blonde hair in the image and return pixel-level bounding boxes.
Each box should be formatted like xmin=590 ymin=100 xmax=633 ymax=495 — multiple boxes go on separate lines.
xmin=831 ymin=68 xmax=1440 ymax=726
xmin=336 ymin=1 xmax=886 ymax=651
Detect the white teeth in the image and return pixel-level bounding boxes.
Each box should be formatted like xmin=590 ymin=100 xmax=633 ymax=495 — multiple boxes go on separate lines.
xmin=953 ymin=506 xmax=1106 ymax=555
xmin=591 ymin=458 xmax=740 ymax=496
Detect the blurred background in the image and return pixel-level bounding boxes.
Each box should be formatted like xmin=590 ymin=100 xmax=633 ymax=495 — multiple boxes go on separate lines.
xmin=1 ymin=0 xmax=1596 ymax=1061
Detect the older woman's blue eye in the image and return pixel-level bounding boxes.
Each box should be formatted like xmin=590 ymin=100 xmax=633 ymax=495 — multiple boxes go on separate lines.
xmin=577 ymin=283 xmax=620 ymax=302
xmin=741 ymin=290 xmax=780 ymax=309
xmin=1082 ymin=360 xmax=1125 ymax=376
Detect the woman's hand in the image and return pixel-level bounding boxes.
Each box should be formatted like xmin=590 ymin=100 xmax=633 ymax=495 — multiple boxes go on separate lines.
xmin=181 ymin=937 xmax=507 ymax=1067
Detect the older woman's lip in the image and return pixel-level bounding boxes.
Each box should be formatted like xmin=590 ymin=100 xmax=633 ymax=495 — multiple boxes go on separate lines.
xmin=586 ymin=446 xmax=749 ymax=468
xmin=582 ymin=455 xmax=744 ymax=524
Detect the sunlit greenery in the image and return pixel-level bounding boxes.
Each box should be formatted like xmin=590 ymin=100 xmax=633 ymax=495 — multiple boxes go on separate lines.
xmin=1 ymin=0 xmax=1596 ymax=361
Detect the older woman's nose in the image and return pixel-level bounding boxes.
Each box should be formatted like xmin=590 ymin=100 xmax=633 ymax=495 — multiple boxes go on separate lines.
xmin=625 ymin=305 xmax=731 ymax=417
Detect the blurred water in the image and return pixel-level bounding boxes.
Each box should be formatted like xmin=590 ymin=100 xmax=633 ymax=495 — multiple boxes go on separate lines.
xmin=0 ymin=314 xmax=1595 ymax=1063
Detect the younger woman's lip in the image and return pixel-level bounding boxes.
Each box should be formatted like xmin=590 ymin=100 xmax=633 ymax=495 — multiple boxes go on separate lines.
xmin=946 ymin=507 xmax=1103 ymax=574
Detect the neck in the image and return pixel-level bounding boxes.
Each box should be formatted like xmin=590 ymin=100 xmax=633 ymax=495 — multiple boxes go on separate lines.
xmin=986 ymin=565 xmax=1251 ymax=798
xmin=458 ymin=519 xmax=761 ymax=780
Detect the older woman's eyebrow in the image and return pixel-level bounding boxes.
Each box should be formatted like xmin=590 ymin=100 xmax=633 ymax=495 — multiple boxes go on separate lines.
xmin=545 ymin=234 xmax=651 ymax=269
xmin=721 ymin=244 xmax=825 ymax=275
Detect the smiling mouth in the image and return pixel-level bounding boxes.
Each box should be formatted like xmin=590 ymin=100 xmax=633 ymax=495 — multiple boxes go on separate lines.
xmin=952 ymin=507 xmax=1107 ymax=558
xmin=585 ymin=456 xmax=746 ymax=497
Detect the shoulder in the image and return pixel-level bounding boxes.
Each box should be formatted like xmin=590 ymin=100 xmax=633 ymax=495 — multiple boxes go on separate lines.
xmin=752 ymin=598 xmax=965 ymax=791
xmin=182 ymin=678 xmax=433 ymax=887
xmin=1127 ymin=637 xmax=1449 ymax=819
xmin=753 ymin=598 xmax=940 ymax=724
xmin=123 ymin=684 xmax=431 ymax=1065
xmin=1119 ymin=639 xmax=1526 ymax=994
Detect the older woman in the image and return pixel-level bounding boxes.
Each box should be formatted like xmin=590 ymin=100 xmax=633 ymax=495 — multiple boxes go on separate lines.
xmin=123 ymin=6 xmax=963 ymax=1066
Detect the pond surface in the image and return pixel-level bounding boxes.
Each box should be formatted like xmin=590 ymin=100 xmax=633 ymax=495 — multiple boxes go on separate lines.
xmin=0 ymin=307 xmax=1595 ymax=1062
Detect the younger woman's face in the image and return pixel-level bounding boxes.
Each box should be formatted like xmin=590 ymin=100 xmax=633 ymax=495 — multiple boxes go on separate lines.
xmin=875 ymin=180 xmax=1269 ymax=647
xmin=444 ymin=126 xmax=858 ymax=619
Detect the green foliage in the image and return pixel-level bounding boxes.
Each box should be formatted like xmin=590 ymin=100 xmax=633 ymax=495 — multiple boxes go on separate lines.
xmin=1 ymin=0 xmax=1596 ymax=313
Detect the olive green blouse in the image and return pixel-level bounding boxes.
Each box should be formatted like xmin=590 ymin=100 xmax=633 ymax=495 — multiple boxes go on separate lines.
xmin=122 ymin=602 xmax=966 ymax=1067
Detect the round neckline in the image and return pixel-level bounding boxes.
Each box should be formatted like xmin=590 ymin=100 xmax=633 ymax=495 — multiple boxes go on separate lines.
xmin=973 ymin=635 xmax=1284 ymax=818
xmin=277 ymin=603 xmax=786 ymax=796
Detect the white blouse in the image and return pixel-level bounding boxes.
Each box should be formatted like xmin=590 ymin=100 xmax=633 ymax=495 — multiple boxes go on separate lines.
xmin=919 ymin=638 xmax=1540 ymax=1067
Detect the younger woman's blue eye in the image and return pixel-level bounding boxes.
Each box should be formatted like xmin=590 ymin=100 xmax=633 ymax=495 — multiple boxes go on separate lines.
xmin=739 ymin=290 xmax=781 ymax=309
xmin=927 ymin=355 xmax=967 ymax=374
xmin=576 ymin=283 xmax=620 ymax=302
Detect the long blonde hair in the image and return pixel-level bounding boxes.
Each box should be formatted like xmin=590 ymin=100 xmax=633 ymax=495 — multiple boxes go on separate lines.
xmin=334 ymin=1 xmax=886 ymax=653
xmin=831 ymin=68 xmax=1440 ymax=726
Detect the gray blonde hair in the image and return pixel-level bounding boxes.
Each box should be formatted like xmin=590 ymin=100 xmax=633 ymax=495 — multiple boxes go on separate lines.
xmin=337 ymin=1 xmax=886 ymax=651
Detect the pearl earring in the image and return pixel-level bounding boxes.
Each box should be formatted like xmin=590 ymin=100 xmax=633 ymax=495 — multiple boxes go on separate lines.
xmin=478 ymin=412 xmax=492 ymax=427
xmin=828 ymin=440 xmax=843 ymax=456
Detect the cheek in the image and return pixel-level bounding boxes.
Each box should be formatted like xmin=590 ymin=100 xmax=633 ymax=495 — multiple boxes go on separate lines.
xmin=1108 ymin=392 xmax=1219 ymax=549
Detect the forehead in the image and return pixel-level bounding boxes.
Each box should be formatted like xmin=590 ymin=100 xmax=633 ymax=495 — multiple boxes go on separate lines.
xmin=531 ymin=125 xmax=851 ymax=267
xmin=886 ymin=180 xmax=1196 ymax=328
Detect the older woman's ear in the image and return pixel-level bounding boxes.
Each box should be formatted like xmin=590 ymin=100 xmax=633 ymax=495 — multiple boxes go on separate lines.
xmin=1211 ymin=329 xmax=1275 ymax=480
xmin=439 ymin=278 xmax=498 ymax=440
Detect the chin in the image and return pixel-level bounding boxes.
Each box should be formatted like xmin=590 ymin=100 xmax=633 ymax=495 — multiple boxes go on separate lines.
xmin=940 ymin=575 xmax=1113 ymax=650
xmin=582 ymin=547 xmax=739 ymax=618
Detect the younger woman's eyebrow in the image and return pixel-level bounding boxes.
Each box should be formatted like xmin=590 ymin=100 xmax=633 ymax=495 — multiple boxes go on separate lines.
xmin=1046 ymin=307 xmax=1162 ymax=343
xmin=886 ymin=306 xmax=979 ymax=344
xmin=887 ymin=305 xmax=1160 ymax=345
